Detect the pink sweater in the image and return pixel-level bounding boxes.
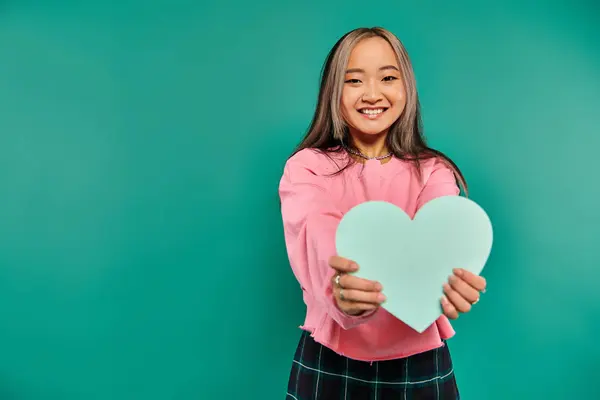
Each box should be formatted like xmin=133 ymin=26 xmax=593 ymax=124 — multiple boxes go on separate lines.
xmin=278 ymin=148 xmax=461 ymax=362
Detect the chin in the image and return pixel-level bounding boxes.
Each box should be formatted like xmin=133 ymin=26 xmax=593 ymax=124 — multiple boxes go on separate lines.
xmin=349 ymin=122 xmax=393 ymax=137
xmin=346 ymin=109 xmax=400 ymax=137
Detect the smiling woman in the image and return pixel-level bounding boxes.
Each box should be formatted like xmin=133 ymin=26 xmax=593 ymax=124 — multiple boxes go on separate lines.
xmin=279 ymin=27 xmax=486 ymax=399
xmin=288 ymin=27 xmax=467 ymax=192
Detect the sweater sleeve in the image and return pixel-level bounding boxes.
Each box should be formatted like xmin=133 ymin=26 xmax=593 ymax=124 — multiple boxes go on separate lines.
xmin=416 ymin=157 xmax=461 ymax=211
xmin=278 ymin=154 xmax=377 ymax=330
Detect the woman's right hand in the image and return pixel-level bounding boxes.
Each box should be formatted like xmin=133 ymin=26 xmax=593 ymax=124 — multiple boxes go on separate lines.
xmin=329 ymin=256 xmax=386 ymax=316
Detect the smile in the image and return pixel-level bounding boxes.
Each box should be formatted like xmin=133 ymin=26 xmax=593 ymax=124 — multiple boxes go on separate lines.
xmin=358 ymin=107 xmax=388 ymax=119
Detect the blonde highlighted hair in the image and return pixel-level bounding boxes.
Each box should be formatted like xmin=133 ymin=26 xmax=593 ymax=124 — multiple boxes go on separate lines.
xmin=291 ymin=26 xmax=468 ymax=195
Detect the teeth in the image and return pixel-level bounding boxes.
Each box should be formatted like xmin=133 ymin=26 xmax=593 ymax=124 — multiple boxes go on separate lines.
xmin=360 ymin=108 xmax=385 ymax=115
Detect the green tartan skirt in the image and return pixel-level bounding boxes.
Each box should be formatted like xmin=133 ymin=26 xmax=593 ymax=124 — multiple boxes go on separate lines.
xmin=286 ymin=330 xmax=460 ymax=399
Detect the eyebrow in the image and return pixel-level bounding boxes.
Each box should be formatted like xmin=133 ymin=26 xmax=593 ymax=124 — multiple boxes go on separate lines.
xmin=345 ymin=65 xmax=400 ymax=74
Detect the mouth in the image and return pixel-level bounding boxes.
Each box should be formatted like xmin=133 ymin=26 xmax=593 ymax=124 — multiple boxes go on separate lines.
xmin=357 ymin=107 xmax=388 ymax=120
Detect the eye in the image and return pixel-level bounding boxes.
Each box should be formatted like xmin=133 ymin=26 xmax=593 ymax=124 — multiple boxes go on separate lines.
xmin=344 ymin=79 xmax=361 ymax=84
xmin=383 ymin=76 xmax=398 ymax=82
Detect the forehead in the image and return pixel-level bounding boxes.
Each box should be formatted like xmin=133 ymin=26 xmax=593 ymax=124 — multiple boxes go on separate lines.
xmin=347 ymin=37 xmax=399 ymax=69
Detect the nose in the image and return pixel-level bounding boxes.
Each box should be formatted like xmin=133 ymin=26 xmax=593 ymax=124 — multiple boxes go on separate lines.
xmin=362 ymin=82 xmax=382 ymax=102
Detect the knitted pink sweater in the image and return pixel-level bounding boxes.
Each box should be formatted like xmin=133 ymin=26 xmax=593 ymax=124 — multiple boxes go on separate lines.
xmin=278 ymin=148 xmax=460 ymax=361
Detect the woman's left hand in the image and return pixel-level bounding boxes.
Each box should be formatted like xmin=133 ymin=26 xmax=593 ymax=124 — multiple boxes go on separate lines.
xmin=441 ymin=268 xmax=486 ymax=319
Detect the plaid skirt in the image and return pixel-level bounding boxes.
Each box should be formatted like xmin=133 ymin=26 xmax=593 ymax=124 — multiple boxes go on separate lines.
xmin=286 ymin=330 xmax=459 ymax=399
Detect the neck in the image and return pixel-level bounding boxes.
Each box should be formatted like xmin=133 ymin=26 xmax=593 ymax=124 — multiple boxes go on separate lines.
xmin=348 ymin=131 xmax=390 ymax=158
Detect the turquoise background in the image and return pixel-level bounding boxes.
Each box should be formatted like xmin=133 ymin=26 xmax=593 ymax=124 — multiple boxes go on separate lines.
xmin=0 ymin=1 xmax=598 ymax=399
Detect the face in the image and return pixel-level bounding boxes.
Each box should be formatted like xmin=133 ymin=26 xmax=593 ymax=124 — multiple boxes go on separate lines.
xmin=341 ymin=36 xmax=406 ymax=137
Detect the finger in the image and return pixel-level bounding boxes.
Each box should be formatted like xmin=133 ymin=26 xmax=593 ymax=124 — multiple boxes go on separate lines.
xmin=453 ymin=268 xmax=486 ymax=292
xmin=335 ymin=286 xmax=386 ymax=305
xmin=443 ymin=283 xmax=472 ymax=313
xmin=448 ymin=275 xmax=480 ymax=304
xmin=441 ymin=295 xmax=458 ymax=319
xmin=340 ymin=302 xmax=379 ymax=315
xmin=333 ymin=289 xmax=379 ymax=315
xmin=329 ymin=256 xmax=359 ymax=273
xmin=339 ymin=274 xmax=382 ymax=292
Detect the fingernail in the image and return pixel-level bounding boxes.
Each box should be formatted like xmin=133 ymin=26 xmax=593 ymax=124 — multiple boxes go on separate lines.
xmin=448 ymin=275 xmax=455 ymax=283
xmin=375 ymin=282 xmax=383 ymax=291
xmin=453 ymin=268 xmax=463 ymax=277
xmin=378 ymin=294 xmax=387 ymax=303
xmin=441 ymin=295 xmax=449 ymax=305
xmin=350 ymin=263 xmax=358 ymax=271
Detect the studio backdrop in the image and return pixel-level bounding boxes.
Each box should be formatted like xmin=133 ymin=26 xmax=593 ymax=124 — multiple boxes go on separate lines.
xmin=0 ymin=1 xmax=598 ymax=399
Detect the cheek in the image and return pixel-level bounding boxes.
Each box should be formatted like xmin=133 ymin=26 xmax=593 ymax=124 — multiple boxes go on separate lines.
xmin=388 ymin=89 xmax=407 ymax=113
xmin=341 ymin=90 xmax=358 ymax=116
xmin=386 ymin=86 xmax=406 ymax=104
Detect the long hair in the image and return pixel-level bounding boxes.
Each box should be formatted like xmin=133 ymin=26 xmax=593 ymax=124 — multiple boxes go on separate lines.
xmin=290 ymin=27 xmax=468 ymax=195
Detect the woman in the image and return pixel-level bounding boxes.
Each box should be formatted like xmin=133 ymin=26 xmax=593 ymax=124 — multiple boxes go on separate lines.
xmin=279 ymin=27 xmax=487 ymax=399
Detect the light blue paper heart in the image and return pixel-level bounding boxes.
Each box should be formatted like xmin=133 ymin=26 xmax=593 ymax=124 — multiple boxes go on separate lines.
xmin=335 ymin=195 xmax=493 ymax=333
